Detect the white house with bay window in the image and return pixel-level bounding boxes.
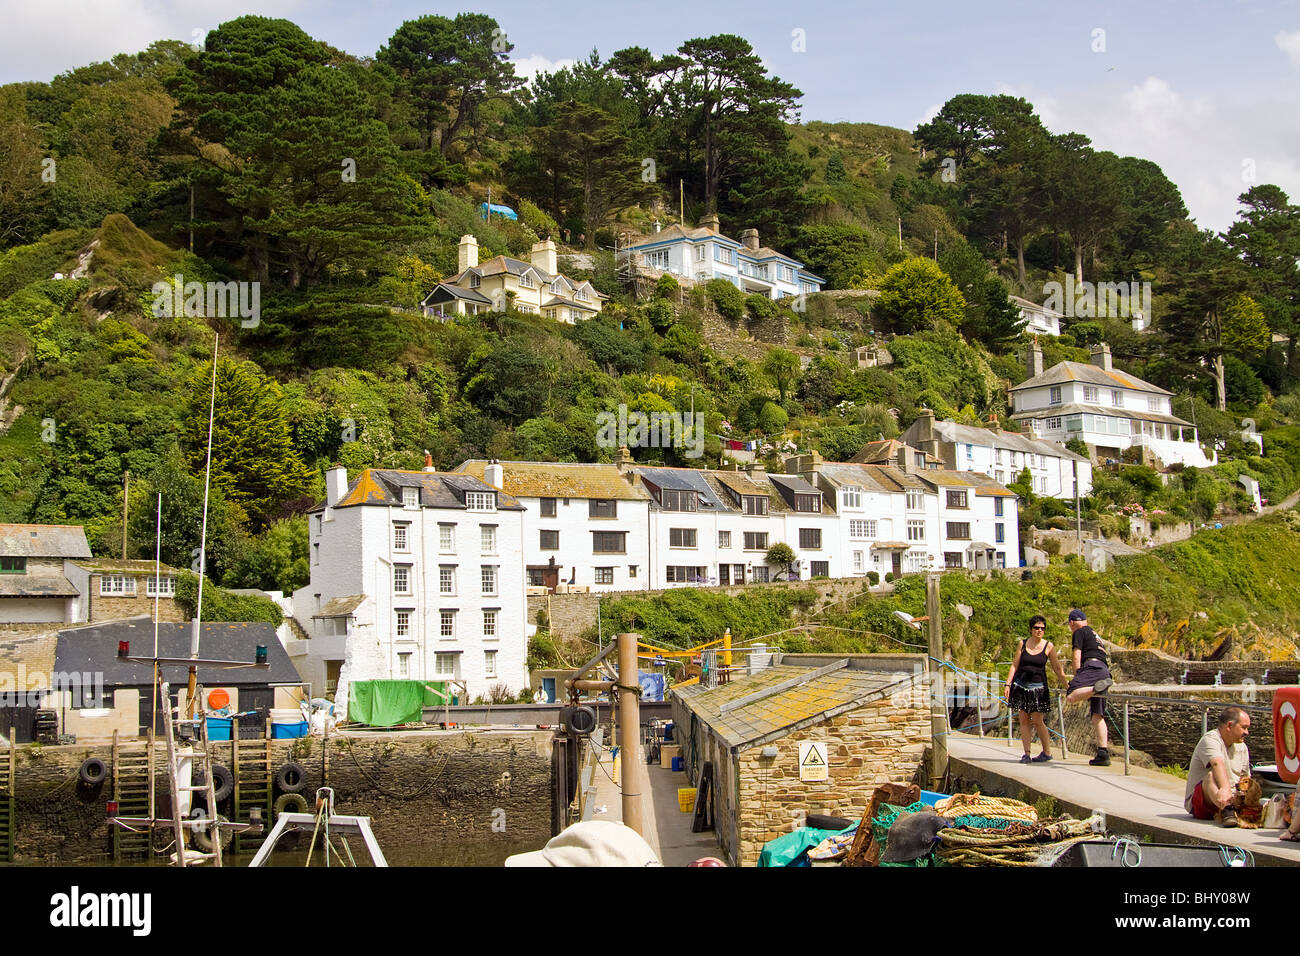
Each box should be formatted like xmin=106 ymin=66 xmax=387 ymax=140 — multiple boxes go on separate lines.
xmin=1012 ymin=343 xmax=1214 ymax=469
xmin=290 ymin=462 xmax=528 ymax=714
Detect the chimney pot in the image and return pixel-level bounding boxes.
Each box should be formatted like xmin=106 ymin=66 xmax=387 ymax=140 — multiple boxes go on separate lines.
xmin=423 ymin=450 xmax=435 ymax=473
xmin=458 ymin=234 xmax=479 ymax=273
xmin=1090 ymin=342 xmax=1113 ymax=372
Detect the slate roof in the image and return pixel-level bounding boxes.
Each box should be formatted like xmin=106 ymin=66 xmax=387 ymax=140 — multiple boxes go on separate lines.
xmin=0 ymin=524 xmax=91 ymax=559
xmin=851 ymin=439 xmax=906 ymax=465
xmin=423 ymin=283 xmax=492 ymax=305
xmin=0 ymin=632 xmax=58 ymax=689
xmin=0 ymin=575 xmax=79 ymax=597
xmin=808 ymin=461 xmax=905 ymax=495
xmin=767 ymin=474 xmax=832 ymax=514
xmin=1010 ymin=295 xmax=1064 ymax=316
xmin=315 ymin=595 xmax=366 ymax=618
xmin=635 ymin=467 xmax=730 ymax=511
xmin=1010 ymin=402 xmax=1192 ymax=428
xmin=73 ymin=558 xmax=180 ymax=576
xmin=54 ymin=618 xmax=300 ymax=687
xmin=1011 ymin=361 xmax=1171 ymax=396
xmin=455 ymin=460 xmax=651 ymax=502
xmin=923 ymin=420 xmax=1089 ymax=463
xmin=331 ymin=469 xmax=525 ymax=511
xmin=672 ymin=662 xmax=908 ymax=750
xmin=542 ymin=295 xmax=600 ymax=312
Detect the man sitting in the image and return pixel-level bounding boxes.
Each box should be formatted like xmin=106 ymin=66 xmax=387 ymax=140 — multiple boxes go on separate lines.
xmin=1185 ymin=706 xmax=1252 ymax=827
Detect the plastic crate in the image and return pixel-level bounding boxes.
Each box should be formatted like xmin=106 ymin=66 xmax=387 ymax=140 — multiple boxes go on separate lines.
xmin=678 ymin=788 xmax=697 ymax=812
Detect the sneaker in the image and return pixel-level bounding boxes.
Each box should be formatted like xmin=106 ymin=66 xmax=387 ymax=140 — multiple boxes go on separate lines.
xmin=1032 ymin=752 xmax=1052 ymax=763
xmin=1089 ymin=749 xmax=1111 ymax=767
xmin=1219 ymin=807 xmax=1239 ymax=828
xmin=1092 ymin=677 xmax=1114 ymax=694
xmin=1020 ymin=754 xmax=1033 ymax=764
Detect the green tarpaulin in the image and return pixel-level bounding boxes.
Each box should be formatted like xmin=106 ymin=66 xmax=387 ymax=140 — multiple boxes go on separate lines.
xmin=349 ymin=680 xmax=447 ymax=727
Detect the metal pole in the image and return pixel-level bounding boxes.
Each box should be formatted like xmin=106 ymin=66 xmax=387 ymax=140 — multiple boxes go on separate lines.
xmin=1057 ymin=694 xmax=1068 ymax=758
xmin=1073 ymin=460 xmax=1081 ymax=543
xmin=1202 ymin=708 xmax=1207 ymax=737
xmin=926 ymin=573 xmax=947 ymax=787
xmin=1123 ymin=701 xmax=1131 ymax=776
xmin=618 ymin=632 xmax=643 ymax=837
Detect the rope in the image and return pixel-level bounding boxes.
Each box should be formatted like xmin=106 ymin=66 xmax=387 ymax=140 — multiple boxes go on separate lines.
xmin=343 ymin=745 xmax=448 ymax=799
xmin=1219 ymin=844 xmax=1253 ymax=868
xmin=1111 ymin=837 xmax=1142 ymax=867
xmin=935 ymin=816 xmax=1098 ymax=866
xmin=305 ymin=801 xmax=326 ymax=868
xmin=933 ymin=794 xmax=1039 ymax=823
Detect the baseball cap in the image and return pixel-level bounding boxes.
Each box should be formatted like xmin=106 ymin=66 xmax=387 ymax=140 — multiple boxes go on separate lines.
xmin=1067 ymin=609 xmax=1086 ymax=622
xmin=504 ymin=821 xmax=663 ymax=867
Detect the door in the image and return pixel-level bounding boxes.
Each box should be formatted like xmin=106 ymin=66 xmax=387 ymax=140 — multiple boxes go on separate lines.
xmin=542 ymin=678 xmax=556 ymax=703
xmin=236 ymin=687 xmax=272 ymax=739
xmin=892 ymin=552 xmax=902 ymax=577
xmin=717 ymin=564 xmax=730 ymax=586
xmin=0 ymin=704 xmax=38 ymax=744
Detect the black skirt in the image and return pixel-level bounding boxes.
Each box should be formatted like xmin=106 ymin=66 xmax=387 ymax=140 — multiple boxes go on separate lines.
xmin=1008 ymin=680 xmax=1051 ymax=714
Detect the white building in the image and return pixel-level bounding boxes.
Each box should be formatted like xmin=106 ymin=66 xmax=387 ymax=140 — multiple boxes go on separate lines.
xmin=1011 ymin=342 xmax=1215 ymax=469
xmin=0 ymin=524 xmax=89 ymax=624
xmin=289 ymin=462 xmax=528 ymax=712
xmin=624 ymin=215 xmax=824 ymax=300
xmin=454 ymin=459 xmax=653 ymax=593
xmin=1011 ymin=296 xmax=1063 ymax=337
xmin=902 ymin=409 xmax=1093 ymax=498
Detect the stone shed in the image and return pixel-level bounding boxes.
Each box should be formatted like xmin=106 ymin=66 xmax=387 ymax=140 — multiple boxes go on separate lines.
xmin=671 ymin=655 xmax=929 ymax=866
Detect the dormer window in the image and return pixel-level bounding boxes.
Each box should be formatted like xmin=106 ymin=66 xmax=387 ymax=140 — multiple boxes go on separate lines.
xmin=469 ymin=273 xmax=481 ymax=288
xmin=519 ymin=273 xmax=534 ymax=289
xmin=795 ymin=493 xmax=821 ymax=513
xmin=466 ymin=491 xmax=496 ymax=512
xmin=742 ymin=495 xmax=767 ymax=516
xmin=575 ymin=288 xmax=589 ymax=302
xmin=661 ymin=489 xmax=697 ymax=512
xmin=402 ymin=487 xmax=420 ymax=508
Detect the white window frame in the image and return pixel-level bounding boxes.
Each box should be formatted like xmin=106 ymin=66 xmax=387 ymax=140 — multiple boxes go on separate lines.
xmin=440 ymin=610 xmax=456 ymax=640
xmin=435 ymin=651 xmax=457 ymax=676
xmin=440 ymin=566 xmax=456 ymax=596
xmin=393 ymin=522 xmax=409 ymax=551
xmin=718 ymin=530 xmax=731 ymax=549
xmin=906 ymin=491 xmax=925 ymax=511
xmin=466 ymin=491 xmax=496 ymax=512
xmin=145 ymin=576 xmax=175 ymax=597
xmin=483 ymin=609 xmax=498 ymax=638
xmin=841 ymin=486 xmax=862 ymax=509
xmin=480 ymin=525 xmax=497 ymax=554
xmin=481 ymin=565 xmax=498 ymax=597
xmin=484 ymin=650 xmax=498 ymax=678
xmin=907 ymin=520 xmax=926 ymax=542
xmin=594 ymin=567 xmax=615 ymax=585
xmin=439 ymin=523 xmax=455 ymax=552
xmin=402 ymin=486 xmax=420 ymax=508
xmin=1049 ymin=386 xmax=1062 ymax=405
xmin=669 ymin=527 xmax=697 ymax=549
xmin=396 ymin=610 xmax=412 ymax=637
xmin=100 ymin=574 xmax=136 ymax=597
xmin=394 ymin=565 xmax=412 ymax=594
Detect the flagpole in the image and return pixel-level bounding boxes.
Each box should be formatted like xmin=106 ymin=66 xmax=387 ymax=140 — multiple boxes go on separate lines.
xmin=188 ymin=333 xmax=218 ymax=715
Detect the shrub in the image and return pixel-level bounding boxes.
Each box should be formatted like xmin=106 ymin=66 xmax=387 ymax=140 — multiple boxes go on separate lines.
xmin=704 ymin=278 xmax=745 ymax=321
xmin=867 ymin=571 xmax=880 ymax=585
xmin=758 ymin=401 xmax=788 ymax=434
xmin=745 ymin=294 xmax=777 ymax=319
xmin=884 ymin=572 xmax=895 ymax=583
xmin=654 ymin=274 xmax=680 ymax=298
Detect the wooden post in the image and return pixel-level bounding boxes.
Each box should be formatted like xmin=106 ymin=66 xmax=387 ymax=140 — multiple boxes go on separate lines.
xmin=1123 ymin=701 xmax=1131 ymax=776
xmin=925 ymin=573 xmax=947 ymax=787
xmin=618 ymin=632 xmax=643 ymax=837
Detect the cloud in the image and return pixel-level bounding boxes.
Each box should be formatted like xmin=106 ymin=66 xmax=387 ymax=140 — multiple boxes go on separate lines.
xmin=915 ymin=103 xmax=943 ymax=128
xmin=511 ymin=54 xmax=578 ymax=85
xmin=1276 ymin=28 xmax=1300 ymax=67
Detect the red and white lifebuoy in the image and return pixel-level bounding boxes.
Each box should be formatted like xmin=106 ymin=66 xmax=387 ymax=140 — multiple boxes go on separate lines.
xmin=1273 ymin=688 xmax=1300 ymax=783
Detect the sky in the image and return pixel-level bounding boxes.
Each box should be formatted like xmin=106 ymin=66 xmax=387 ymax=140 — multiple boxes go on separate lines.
xmin=2 ymin=0 xmax=1298 ymax=232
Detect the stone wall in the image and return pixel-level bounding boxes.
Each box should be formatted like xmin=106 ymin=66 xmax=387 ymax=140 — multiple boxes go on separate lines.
xmin=0 ymin=728 xmax=552 ymax=866
xmin=88 ymin=592 xmax=185 ymax=624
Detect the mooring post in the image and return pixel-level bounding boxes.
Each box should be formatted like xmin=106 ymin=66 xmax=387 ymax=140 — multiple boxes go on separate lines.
xmin=618 ymin=632 xmax=643 ymax=837
xmin=926 ymin=573 xmax=947 ymax=788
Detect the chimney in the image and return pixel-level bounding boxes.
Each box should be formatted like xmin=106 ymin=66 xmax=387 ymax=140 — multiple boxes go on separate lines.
xmin=615 ymin=444 xmax=634 ymax=473
xmin=740 ymin=228 xmax=760 ymax=251
xmin=699 ymin=213 xmax=721 ymax=234
xmin=1027 ymin=341 xmax=1043 ymax=378
xmin=530 ymin=238 xmax=557 ymax=277
xmin=423 ymin=449 xmax=435 ymax=473
xmin=653 ymin=219 xmax=662 ymax=234
xmin=917 ymin=408 xmax=936 ymax=444
xmin=744 ymin=461 xmax=766 ymax=480
xmin=1090 ymin=342 xmax=1112 ymax=372
xmin=458 ymin=234 xmax=479 ymax=273
xmin=484 ymin=460 xmax=503 ymax=489
xmin=325 ymin=464 xmax=348 ymax=507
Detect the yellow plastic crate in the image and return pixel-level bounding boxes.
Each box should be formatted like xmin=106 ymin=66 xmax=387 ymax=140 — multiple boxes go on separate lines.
xmin=678 ymin=787 xmax=697 ymax=813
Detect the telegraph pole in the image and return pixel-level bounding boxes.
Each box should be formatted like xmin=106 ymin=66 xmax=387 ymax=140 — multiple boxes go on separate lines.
xmin=926 ymin=573 xmax=947 ymax=788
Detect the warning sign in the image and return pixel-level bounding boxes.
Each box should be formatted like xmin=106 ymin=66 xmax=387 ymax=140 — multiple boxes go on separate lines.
xmin=798 ymin=741 xmax=829 ymax=782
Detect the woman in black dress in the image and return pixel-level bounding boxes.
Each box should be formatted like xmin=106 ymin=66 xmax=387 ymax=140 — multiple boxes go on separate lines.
xmin=1004 ymin=615 xmax=1068 ymax=764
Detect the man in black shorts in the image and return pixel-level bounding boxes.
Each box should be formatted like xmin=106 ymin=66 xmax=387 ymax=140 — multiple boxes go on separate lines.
xmin=1063 ymin=609 xmax=1114 ymax=766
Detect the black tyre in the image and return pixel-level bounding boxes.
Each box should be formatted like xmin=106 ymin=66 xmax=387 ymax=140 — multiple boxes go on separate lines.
xmin=273 ymin=792 xmax=309 ymax=816
xmin=197 ymin=763 xmax=234 ymax=801
xmin=190 ymin=807 xmax=232 ymax=853
xmin=78 ymin=757 xmax=107 ymax=786
xmin=274 ymin=761 xmax=307 ymax=794
xmin=805 ymin=813 xmax=854 ymax=830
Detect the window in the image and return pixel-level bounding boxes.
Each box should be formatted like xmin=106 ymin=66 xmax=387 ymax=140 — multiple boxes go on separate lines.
xmin=435 ymin=652 xmax=457 ymax=676
xmin=795 ymin=494 xmax=821 ymax=513
xmin=810 ymin=561 xmax=829 ymax=578
xmin=1045 ymin=417 xmax=1062 ymax=430
xmin=99 ymin=574 xmax=136 ymax=596
xmin=315 ymin=515 xmax=323 ymax=535
xmin=1065 ymin=416 xmax=1083 ymax=432
xmin=661 ymin=489 xmax=698 ymax=512
xmin=798 ymin=528 xmax=821 ymax=550
xmin=714 ymin=246 xmax=733 ymax=265
xmin=484 ymin=650 xmax=498 ymax=678
xmin=1038 ymin=476 xmax=1048 ymax=493
xmin=1049 ymin=386 xmax=1062 ymax=405
xmin=397 ymin=652 xmax=411 ymax=678
xmin=743 ymin=532 xmax=768 ymax=551
xmin=666 ymin=566 xmax=707 ymax=583
xmin=1112 ymin=390 xmax=1123 ymax=406
xmin=146 ymin=576 xmax=176 ymax=597
xmin=402 ymin=486 xmax=420 ymax=508
xmin=592 ymin=531 xmax=627 ymax=553
xmin=483 ymin=610 xmax=498 ymax=638
xmin=527 ymin=569 xmax=547 ymax=587
xmin=669 ymin=528 xmax=697 ymax=548
xmin=841 ymin=486 xmax=862 ymax=509
xmin=995 ymin=523 xmax=1005 ymax=544
xmin=396 ymin=611 xmax=411 ymax=637
xmin=718 ymin=531 xmax=731 ymax=548
xmin=907 ymin=520 xmax=926 ymax=542
xmin=742 ymin=496 xmax=767 ymax=515
xmin=905 ymin=551 xmax=929 ymax=573
xmin=540 ymin=530 xmax=559 ymax=550
xmin=850 ymin=519 xmax=877 ymax=539
xmin=643 ymin=249 xmax=670 ymax=270
xmin=946 ymin=490 xmax=968 ymax=509
xmin=439 ymin=611 xmax=456 ymax=639
xmin=906 ymin=490 xmax=925 ymax=511
xmin=439 ymin=524 xmax=455 ymax=552
xmin=519 ymin=272 xmax=534 ymax=288
xmin=995 ymin=470 xmax=1005 ymax=484
xmin=481 ymin=566 xmax=498 ymax=596
xmin=312 ymin=542 xmax=320 ymax=566
xmin=439 ymin=566 xmax=455 ymax=595
xmin=589 ymin=499 xmax=617 ymax=519
xmin=466 ymin=491 xmax=496 ymax=512
xmin=574 ymin=288 xmax=590 ymax=302
xmin=479 ymin=525 xmax=497 ymax=554
xmin=393 ymin=523 xmax=408 ymax=551
xmin=945 ymin=552 xmax=963 ymax=569
xmin=753 ymin=566 xmax=770 ymax=583
xmin=595 ymin=567 xmax=614 ymax=585
xmin=946 ymin=522 xmax=971 ymax=540
xmin=469 ymin=273 xmax=481 ymax=288
xmin=394 ymin=566 xmax=411 ymax=594
xmin=540 ymin=497 xmax=557 ymax=517
xmin=695 ymin=245 xmax=707 ymax=262
xmin=995 ymin=498 xmax=1004 ymax=517
xmin=996 ymin=552 xmax=1006 ymax=568
xmin=629 ymin=566 xmax=638 ymax=579
xmin=853 ymin=551 xmax=864 ymax=572
xmin=1148 ymin=396 xmax=1162 ymax=412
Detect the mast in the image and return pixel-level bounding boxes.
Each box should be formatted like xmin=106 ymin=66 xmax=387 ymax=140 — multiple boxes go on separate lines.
xmin=188 ymin=333 xmax=219 ymax=715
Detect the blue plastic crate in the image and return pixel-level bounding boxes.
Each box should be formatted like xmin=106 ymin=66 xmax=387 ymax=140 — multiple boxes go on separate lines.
xmin=271 ymin=720 xmax=309 ymax=739
xmin=206 ymin=717 xmax=232 ymax=741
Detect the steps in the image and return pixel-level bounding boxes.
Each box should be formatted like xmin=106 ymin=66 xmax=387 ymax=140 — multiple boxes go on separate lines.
xmin=0 ymin=742 xmax=13 ymax=862
xmin=233 ymin=722 xmax=273 ymax=857
xmin=112 ymin=733 xmax=152 ymax=861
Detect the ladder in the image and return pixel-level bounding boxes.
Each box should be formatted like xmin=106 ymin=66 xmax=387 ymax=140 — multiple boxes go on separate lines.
xmin=0 ymin=728 xmax=14 ymax=862
xmin=160 ymin=680 xmax=223 ymax=866
xmin=232 ymin=716 xmax=273 ymax=857
xmin=111 ymin=730 xmax=152 ymax=861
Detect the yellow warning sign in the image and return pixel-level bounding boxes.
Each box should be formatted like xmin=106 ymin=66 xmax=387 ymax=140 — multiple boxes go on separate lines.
xmin=798 ymin=741 xmax=829 ymax=782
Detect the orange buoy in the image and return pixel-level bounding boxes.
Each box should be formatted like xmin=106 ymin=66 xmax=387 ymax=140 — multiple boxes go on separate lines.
xmin=208 ymin=688 xmax=230 ymax=710
xmin=1273 ymin=687 xmax=1300 ymax=783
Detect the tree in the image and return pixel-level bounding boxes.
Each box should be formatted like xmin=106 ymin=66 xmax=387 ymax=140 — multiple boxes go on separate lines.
xmin=0 ymin=87 xmax=48 ymax=245
xmin=874 ymin=258 xmax=966 ymax=333
xmin=757 ymin=400 xmax=788 ymax=434
xmin=1224 ymin=185 xmax=1300 ymax=378
xmin=1046 ymin=135 xmax=1126 ymax=283
xmin=938 ymin=240 xmax=1021 ymax=346
xmin=765 ymin=542 xmax=796 ymax=579
xmin=761 ymin=348 xmax=800 ymax=403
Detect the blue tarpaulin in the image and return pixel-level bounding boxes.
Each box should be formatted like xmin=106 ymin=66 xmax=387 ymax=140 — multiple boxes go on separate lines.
xmin=479 ymin=202 xmax=518 ymax=220
xmin=638 ymin=671 xmax=666 ymax=702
